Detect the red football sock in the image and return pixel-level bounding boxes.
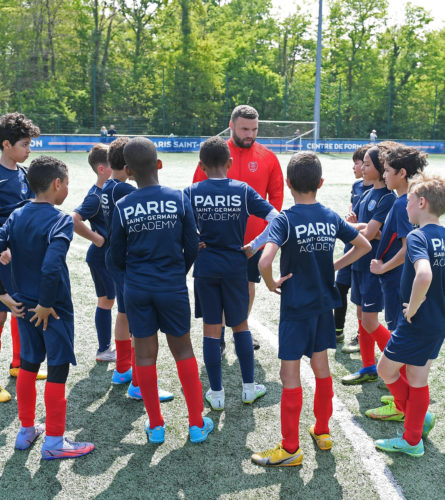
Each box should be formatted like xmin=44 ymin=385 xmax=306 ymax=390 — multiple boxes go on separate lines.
xmin=370 ymin=323 xmax=391 ymax=352
xmin=10 ymin=316 xmax=21 ymax=368
xmin=115 ymin=339 xmax=131 ymax=374
xmin=404 ymin=385 xmax=429 ymax=446
xmin=45 ymin=382 xmax=66 ymax=436
xmin=17 ymin=369 xmax=37 ymax=427
xmin=359 ymin=322 xmax=375 ymax=368
xmin=176 ymin=357 xmax=204 ymax=428
xmin=281 ymin=386 xmax=302 ymax=453
xmin=387 ymin=374 xmax=409 ymax=413
xmin=131 ymin=347 xmax=138 ymax=387
xmin=314 ymin=376 xmax=333 ymax=435
xmin=135 ymin=364 xmax=163 ymax=428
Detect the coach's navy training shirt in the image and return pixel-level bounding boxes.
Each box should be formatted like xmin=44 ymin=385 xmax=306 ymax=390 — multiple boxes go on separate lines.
xmin=268 ymin=203 xmax=358 ymax=320
xmin=352 ymin=187 xmax=396 ymax=271
xmin=398 ymin=225 xmax=445 ymax=333
xmin=74 ymin=185 xmax=108 ymax=266
xmin=184 ymin=179 xmax=273 ymax=278
xmin=0 ymin=164 xmax=33 ymax=226
xmin=0 ymin=202 xmax=73 ymax=319
xmin=376 ymin=194 xmax=412 ymax=262
xmin=100 ymin=178 xmax=135 ymax=239
xmin=111 ymin=185 xmax=199 ymax=292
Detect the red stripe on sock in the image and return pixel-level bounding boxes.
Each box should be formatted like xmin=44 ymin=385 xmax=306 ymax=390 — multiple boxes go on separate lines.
xmin=359 ymin=322 xmax=376 ymax=368
xmin=314 ymin=376 xmax=333 ymax=435
xmin=404 ymin=385 xmax=429 ymax=446
xmin=45 ymin=382 xmax=66 ymax=436
xmin=17 ymin=369 xmax=37 ymax=427
xmin=115 ymin=339 xmax=131 ymax=374
xmin=135 ymin=364 xmax=163 ymax=428
xmin=387 ymin=374 xmax=409 ymax=413
xmin=131 ymin=347 xmax=138 ymax=387
xmin=281 ymin=387 xmax=302 ymax=453
xmin=371 ymin=323 xmax=391 ymax=352
xmin=176 ymin=357 xmax=204 ymax=428
xmin=10 ymin=316 xmax=21 ymax=368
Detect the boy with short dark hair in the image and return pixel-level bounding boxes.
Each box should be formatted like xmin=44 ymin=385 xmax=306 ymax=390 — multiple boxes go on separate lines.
xmin=341 ymin=146 xmax=397 ymax=385
xmin=0 ymin=112 xmax=44 ymax=403
xmin=335 ymin=145 xmax=372 ymax=350
xmin=72 ymin=144 xmax=116 ymax=362
xmin=0 ymin=155 xmax=94 ymax=459
xmin=110 ymin=137 xmax=212 ymax=444
xmin=185 ymin=136 xmax=279 ymax=410
xmin=251 ymin=152 xmax=370 ymax=467
xmin=374 ymin=174 xmax=445 ymax=457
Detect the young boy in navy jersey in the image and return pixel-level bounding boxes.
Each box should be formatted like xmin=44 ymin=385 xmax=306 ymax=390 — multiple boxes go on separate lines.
xmin=185 ymin=136 xmax=278 ymax=410
xmin=335 ymin=145 xmax=372 ymax=349
xmin=251 ymin=152 xmax=370 ymax=467
xmin=374 ymin=175 xmax=445 ymax=457
xmin=100 ymin=138 xmax=172 ymax=401
xmin=366 ymin=146 xmax=427 ymax=420
xmin=0 ymin=113 xmax=45 ymax=402
xmin=342 ymin=146 xmax=397 ymax=385
xmin=72 ymin=144 xmax=116 ymax=362
xmin=0 ymin=155 xmax=94 ymax=459
xmin=110 ymin=137 xmax=212 ymax=444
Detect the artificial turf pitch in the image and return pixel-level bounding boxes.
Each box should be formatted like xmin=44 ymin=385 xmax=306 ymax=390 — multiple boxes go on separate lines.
xmin=0 ymin=152 xmax=444 ymax=499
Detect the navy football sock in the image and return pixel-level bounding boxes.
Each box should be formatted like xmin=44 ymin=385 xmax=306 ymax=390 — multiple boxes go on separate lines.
xmin=95 ymin=307 xmax=112 ymax=352
xmin=234 ymin=330 xmax=254 ymax=384
xmin=203 ymin=337 xmax=222 ymax=391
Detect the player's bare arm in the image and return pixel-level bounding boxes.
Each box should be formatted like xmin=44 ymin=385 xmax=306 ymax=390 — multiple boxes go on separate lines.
xmin=72 ymin=212 xmax=105 ymax=248
xmin=403 ymin=258 xmax=432 ymax=323
xmin=334 ymin=233 xmax=371 ymax=271
xmin=258 ymin=242 xmax=292 ymax=294
xmin=370 ymin=237 xmax=407 ymax=275
xmin=29 ymin=304 xmax=59 ymax=331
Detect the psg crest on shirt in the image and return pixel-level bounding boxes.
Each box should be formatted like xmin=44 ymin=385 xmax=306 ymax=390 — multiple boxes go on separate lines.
xmin=368 ymin=199 xmax=377 ymax=211
xmin=21 ymin=182 xmax=28 ymax=195
xmin=248 ymin=161 xmax=258 ymax=172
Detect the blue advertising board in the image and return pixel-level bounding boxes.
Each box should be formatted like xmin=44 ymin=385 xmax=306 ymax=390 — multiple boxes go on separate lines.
xmin=30 ymin=135 xmax=445 ymax=154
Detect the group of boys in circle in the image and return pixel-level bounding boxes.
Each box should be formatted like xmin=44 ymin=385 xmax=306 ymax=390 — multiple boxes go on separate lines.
xmin=0 ymin=106 xmax=444 ymax=465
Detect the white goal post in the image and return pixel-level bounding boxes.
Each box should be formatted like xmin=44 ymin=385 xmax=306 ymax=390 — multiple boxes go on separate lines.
xmin=217 ymin=120 xmax=317 ymax=152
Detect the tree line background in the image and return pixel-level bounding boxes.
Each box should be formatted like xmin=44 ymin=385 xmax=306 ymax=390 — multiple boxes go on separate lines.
xmin=0 ymin=0 xmax=444 ymax=139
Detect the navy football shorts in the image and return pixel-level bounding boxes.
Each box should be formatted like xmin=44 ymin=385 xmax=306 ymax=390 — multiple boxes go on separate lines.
xmin=247 ymin=249 xmax=263 ymax=284
xmin=278 ymin=310 xmax=336 ymax=360
xmin=379 ymin=267 xmax=403 ymax=331
xmin=88 ymin=262 xmax=116 ymax=300
xmin=125 ymin=286 xmax=191 ymax=338
xmin=0 ymin=263 xmax=13 ymax=312
xmin=105 ymin=252 xmax=125 ymax=313
xmin=18 ymin=310 xmax=76 ymax=366
xmin=194 ymin=276 xmax=249 ymax=327
xmin=350 ymin=269 xmax=383 ymax=312
xmin=384 ymin=320 xmax=445 ymax=366
xmin=336 ymin=263 xmax=351 ymax=287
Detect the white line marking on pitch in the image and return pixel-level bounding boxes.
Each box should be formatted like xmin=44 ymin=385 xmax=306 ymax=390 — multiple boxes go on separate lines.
xmin=249 ymin=317 xmax=405 ymax=500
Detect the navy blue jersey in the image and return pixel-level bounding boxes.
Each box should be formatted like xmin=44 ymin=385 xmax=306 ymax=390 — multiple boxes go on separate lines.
xmin=0 ymin=164 xmax=34 ymax=226
xmin=0 ymin=202 xmax=73 ymax=319
xmin=100 ymin=179 xmax=135 ymax=239
xmin=351 ymin=180 xmax=371 ymax=208
xmin=376 ymin=194 xmax=412 ymax=263
xmin=399 ymin=225 xmax=445 ymax=332
xmin=74 ymin=184 xmax=108 ymax=266
xmin=111 ymin=185 xmax=199 ymax=292
xmin=184 ymin=179 xmax=273 ymax=278
xmin=268 ymin=203 xmax=358 ymax=320
xmin=352 ymin=187 xmax=396 ymax=271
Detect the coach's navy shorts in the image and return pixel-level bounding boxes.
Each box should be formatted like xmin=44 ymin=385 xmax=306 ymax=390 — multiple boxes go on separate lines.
xmin=18 ymin=310 xmax=76 ymax=366
xmin=336 ymin=264 xmax=351 ymax=287
xmin=0 ymin=263 xmax=13 ymax=312
xmin=350 ymin=269 xmax=383 ymax=312
xmin=278 ymin=310 xmax=336 ymax=360
xmin=125 ymin=286 xmax=190 ymax=338
xmin=380 ymin=267 xmax=403 ymax=331
xmin=105 ymin=251 xmax=125 ymax=313
xmin=194 ymin=276 xmax=249 ymax=327
xmin=247 ymin=249 xmax=263 ymax=283
xmin=88 ymin=262 xmax=116 ymax=300
xmin=384 ymin=320 xmax=445 ymax=366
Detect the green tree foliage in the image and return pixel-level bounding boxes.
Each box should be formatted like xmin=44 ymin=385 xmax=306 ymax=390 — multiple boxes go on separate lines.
xmin=0 ymin=0 xmax=443 ymax=139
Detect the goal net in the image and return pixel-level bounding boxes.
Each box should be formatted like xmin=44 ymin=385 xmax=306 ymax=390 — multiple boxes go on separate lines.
xmin=217 ymin=120 xmax=317 ymax=152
